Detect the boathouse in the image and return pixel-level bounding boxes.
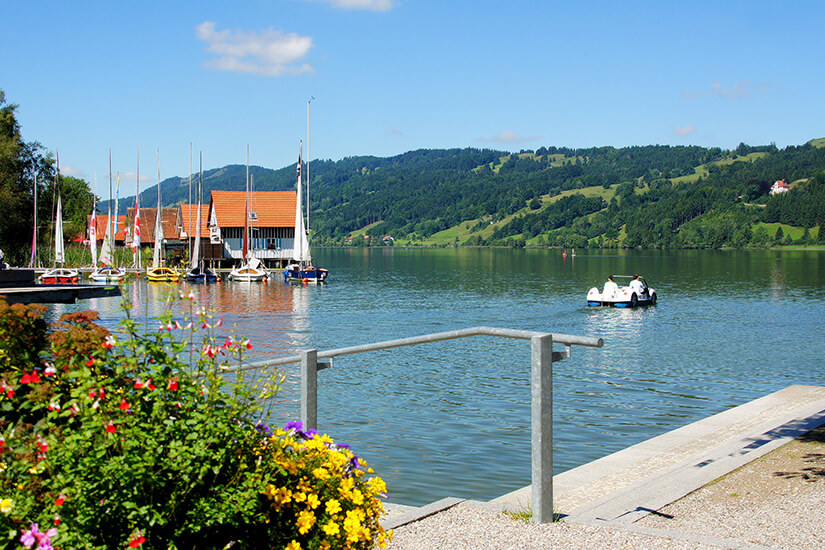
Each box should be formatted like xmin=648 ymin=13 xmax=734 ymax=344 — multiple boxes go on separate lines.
xmin=206 ymin=190 xmax=298 ymax=267
xmin=175 ymin=204 xmax=221 ymax=263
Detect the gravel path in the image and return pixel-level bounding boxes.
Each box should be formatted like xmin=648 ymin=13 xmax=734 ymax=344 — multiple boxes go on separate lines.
xmin=386 ymin=426 xmax=825 ymax=549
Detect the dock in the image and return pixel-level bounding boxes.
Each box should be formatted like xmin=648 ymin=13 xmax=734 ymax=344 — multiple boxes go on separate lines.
xmin=0 ymin=269 xmax=121 ymax=304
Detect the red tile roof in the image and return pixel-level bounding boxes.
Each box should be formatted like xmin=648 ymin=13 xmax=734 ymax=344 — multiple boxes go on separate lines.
xmin=87 ymin=215 xmax=128 ymax=241
xmin=178 ymin=204 xmax=211 ymax=237
xmin=209 ymin=191 xmax=296 ymax=228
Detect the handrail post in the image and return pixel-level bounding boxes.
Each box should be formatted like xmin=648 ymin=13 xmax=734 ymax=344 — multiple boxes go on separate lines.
xmin=301 ymin=349 xmax=318 ymax=431
xmin=531 ymin=334 xmax=554 ymax=523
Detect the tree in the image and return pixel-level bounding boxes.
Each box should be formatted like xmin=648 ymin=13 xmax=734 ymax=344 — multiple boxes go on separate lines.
xmin=0 ymin=90 xmax=55 ymax=263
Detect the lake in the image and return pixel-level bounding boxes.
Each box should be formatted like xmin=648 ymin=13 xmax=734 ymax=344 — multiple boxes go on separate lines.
xmin=45 ymin=248 xmax=825 ymax=506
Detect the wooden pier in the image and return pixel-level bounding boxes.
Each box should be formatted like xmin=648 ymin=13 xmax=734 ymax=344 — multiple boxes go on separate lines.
xmin=0 ymin=269 xmax=121 ymax=305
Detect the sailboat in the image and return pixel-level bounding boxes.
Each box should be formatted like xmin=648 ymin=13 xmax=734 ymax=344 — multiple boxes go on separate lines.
xmin=40 ymin=152 xmax=79 ymax=284
xmin=284 ymin=141 xmax=328 ymax=283
xmin=146 ymin=151 xmax=180 ymax=282
xmin=184 ymin=153 xmax=218 ymax=284
xmin=228 ymin=147 xmax=268 ymax=282
xmin=90 ymin=152 xmax=126 ymax=282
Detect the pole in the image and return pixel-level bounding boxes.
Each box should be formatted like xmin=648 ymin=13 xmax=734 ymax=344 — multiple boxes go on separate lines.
xmin=531 ymin=334 xmax=554 ymax=523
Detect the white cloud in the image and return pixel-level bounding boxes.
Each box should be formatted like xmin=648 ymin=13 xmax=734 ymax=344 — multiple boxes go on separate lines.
xmin=310 ymin=0 xmax=396 ymax=11
xmin=196 ymin=21 xmax=314 ymax=77
xmin=681 ymin=80 xmax=770 ymax=100
xmin=389 ymin=127 xmax=404 ymax=136
xmin=60 ymin=164 xmax=84 ymax=177
xmin=475 ymin=131 xmax=541 ymax=144
xmin=118 ymin=171 xmax=154 ymax=184
xmin=673 ymin=125 xmax=696 ymax=136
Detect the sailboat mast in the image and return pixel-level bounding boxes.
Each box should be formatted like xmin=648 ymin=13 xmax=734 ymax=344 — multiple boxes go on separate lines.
xmin=134 ymin=146 xmax=141 ymax=269
xmin=306 ymin=98 xmax=311 ymax=234
xmin=188 ymin=143 xmax=193 ymax=263
xmin=153 ymin=150 xmax=163 ymax=269
xmin=53 ymin=149 xmax=63 ymax=266
xmin=243 ymin=144 xmax=249 ymax=260
xmin=29 ymin=172 xmax=37 ymax=268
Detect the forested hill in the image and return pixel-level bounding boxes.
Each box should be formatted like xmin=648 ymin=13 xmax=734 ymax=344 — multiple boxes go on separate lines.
xmin=129 ymin=140 xmax=825 ymax=249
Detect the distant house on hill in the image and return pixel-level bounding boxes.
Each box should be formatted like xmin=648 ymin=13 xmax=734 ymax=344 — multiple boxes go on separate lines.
xmin=770 ymin=180 xmax=791 ymax=195
xmin=206 ymin=190 xmax=298 ymax=267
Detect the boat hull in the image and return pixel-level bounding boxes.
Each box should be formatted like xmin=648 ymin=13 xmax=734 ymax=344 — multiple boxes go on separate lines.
xmin=39 ymin=268 xmax=79 ymax=285
xmin=146 ymin=267 xmax=181 ymax=282
xmin=284 ymin=266 xmax=328 ymax=283
xmin=184 ymin=267 xmax=219 ymax=284
xmin=89 ymin=267 xmax=126 ymax=283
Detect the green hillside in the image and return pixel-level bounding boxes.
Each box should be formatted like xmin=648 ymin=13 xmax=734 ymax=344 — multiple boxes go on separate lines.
xmin=115 ymin=140 xmax=825 ymax=250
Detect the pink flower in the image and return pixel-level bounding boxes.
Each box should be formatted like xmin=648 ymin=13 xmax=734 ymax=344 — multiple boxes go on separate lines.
xmin=119 ymin=398 xmax=129 ymax=411
xmin=103 ymin=335 xmax=117 ymax=349
xmin=55 ymin=494 xmax=65 ymax=506
xmin=216 ymin=317 xmax=223 ymax=327
xmin=85 ymin=357 xmax=95 ymax=367
xmin=20 ymin=373 xmax=31 ymax=385
xmin=105 ymin=420 xmax=116 ymax=433
xmin=167 ymin=378 xmax=179 ymax=391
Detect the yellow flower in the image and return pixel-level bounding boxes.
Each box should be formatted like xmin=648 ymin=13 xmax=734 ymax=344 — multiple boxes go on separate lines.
xmin=296 ymin=510 xmax=316 ymax=534
xmin=322 ymin=519 xmax=340 ymax=537
xmin=368 ymin=477 xmax=387 ymax=495
xmin=0 ymin=498 xmax=12 ymax=514
xmin=284 ymin=541 xmax=302 ymax=550
xmin=349 ymin=489 xmax=364 ymax=506
xmin=312 ymin=467 xmax=330 ymax=481
xmin=293 ymin=491 xmax=307 ymax=503
xmin=325 ymin=498 xmax=342 ymax=515
xmin=306 ymin=493 xmax=320 ymax=510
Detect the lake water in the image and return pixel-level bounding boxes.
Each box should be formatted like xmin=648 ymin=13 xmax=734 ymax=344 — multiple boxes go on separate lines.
xmin=46 ymin=248 xmax=825 ymax=506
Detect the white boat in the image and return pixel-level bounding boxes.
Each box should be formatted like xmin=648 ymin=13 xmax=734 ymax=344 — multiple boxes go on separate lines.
xmin=284 ymin=141 xmax=328 ymax=283
xmin=228 ymin=256 xmax=268 ymax=282
xmin=40 ymin=153 xmax=79 ymax=284
xmin=89 ymin=152 xmax=126 ymax=283
xmin=587 ymin=275 xmax=657 ymax=307
xmin=229 ymin=147 xmax=268 ymax=282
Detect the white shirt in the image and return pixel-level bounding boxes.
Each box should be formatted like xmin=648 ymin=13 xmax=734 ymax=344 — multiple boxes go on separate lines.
xmin=603 ymin=280 xmax=619 ymax=296
xmin=629 ymin=279 xmax=645 ymax=294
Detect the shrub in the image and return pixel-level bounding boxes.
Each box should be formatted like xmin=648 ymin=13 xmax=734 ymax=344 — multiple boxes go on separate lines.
xmin=0 ymin=294 xmax=390 ymax=549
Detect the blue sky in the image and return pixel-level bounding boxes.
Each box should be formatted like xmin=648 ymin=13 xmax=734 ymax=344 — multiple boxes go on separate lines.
xmin=2 ymin=0 xmax=823 ymax=198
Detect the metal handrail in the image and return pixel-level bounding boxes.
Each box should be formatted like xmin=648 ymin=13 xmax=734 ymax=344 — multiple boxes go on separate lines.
xmin=227 ymin=326 xmax=603 ymax=373
xmin=226 ymin=326 xmax=603 ymax=523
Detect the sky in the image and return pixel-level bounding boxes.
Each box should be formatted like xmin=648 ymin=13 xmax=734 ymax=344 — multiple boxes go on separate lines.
xmin=2 ymin=0 xmax=824 ymax=198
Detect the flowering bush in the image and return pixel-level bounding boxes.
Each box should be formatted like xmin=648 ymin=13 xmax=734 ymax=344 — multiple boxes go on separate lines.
xmin=0 ymin=295 xmax=391 ymax=549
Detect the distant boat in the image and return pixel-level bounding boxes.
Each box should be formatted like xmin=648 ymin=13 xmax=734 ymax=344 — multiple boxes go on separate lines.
xmin=185 ymin=154 xmax=219 ymax=284
xmin=40 ymin=152 xmax=79 ymax=284
xmin=284 ymin=141 xmax=328 ymax=283
xmin=229 ymin=146 xmax=268 ymax=282
xmin=146 ymin=151 xmax=180 ymax=282
xmin=90 ymin=152 xmax=126 ymax=283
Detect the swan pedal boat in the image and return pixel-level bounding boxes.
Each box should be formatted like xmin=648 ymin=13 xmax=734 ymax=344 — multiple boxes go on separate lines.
xmin=587 ymin=275 xmax=657 ymax=307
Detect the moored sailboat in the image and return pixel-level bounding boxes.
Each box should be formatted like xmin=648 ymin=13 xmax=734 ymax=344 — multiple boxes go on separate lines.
xmin=40 ymin=152 xmax=79 ymax=284
xmin=185 ymin=154 xmax=218 ymax=284
xmin=89 ymin=152 xmax=126 ymax=282
xmin=284 ymin=141 xmax=327 ymax=283
xmin=146 ymin=151 xmax=180 ymax=282
xmin=229 ymin=147 xmax=268 ymax=282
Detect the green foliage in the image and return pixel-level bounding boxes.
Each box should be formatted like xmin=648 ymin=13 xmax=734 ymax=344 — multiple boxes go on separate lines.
xmin=0 ymin=296 xmax=390 ymax=549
